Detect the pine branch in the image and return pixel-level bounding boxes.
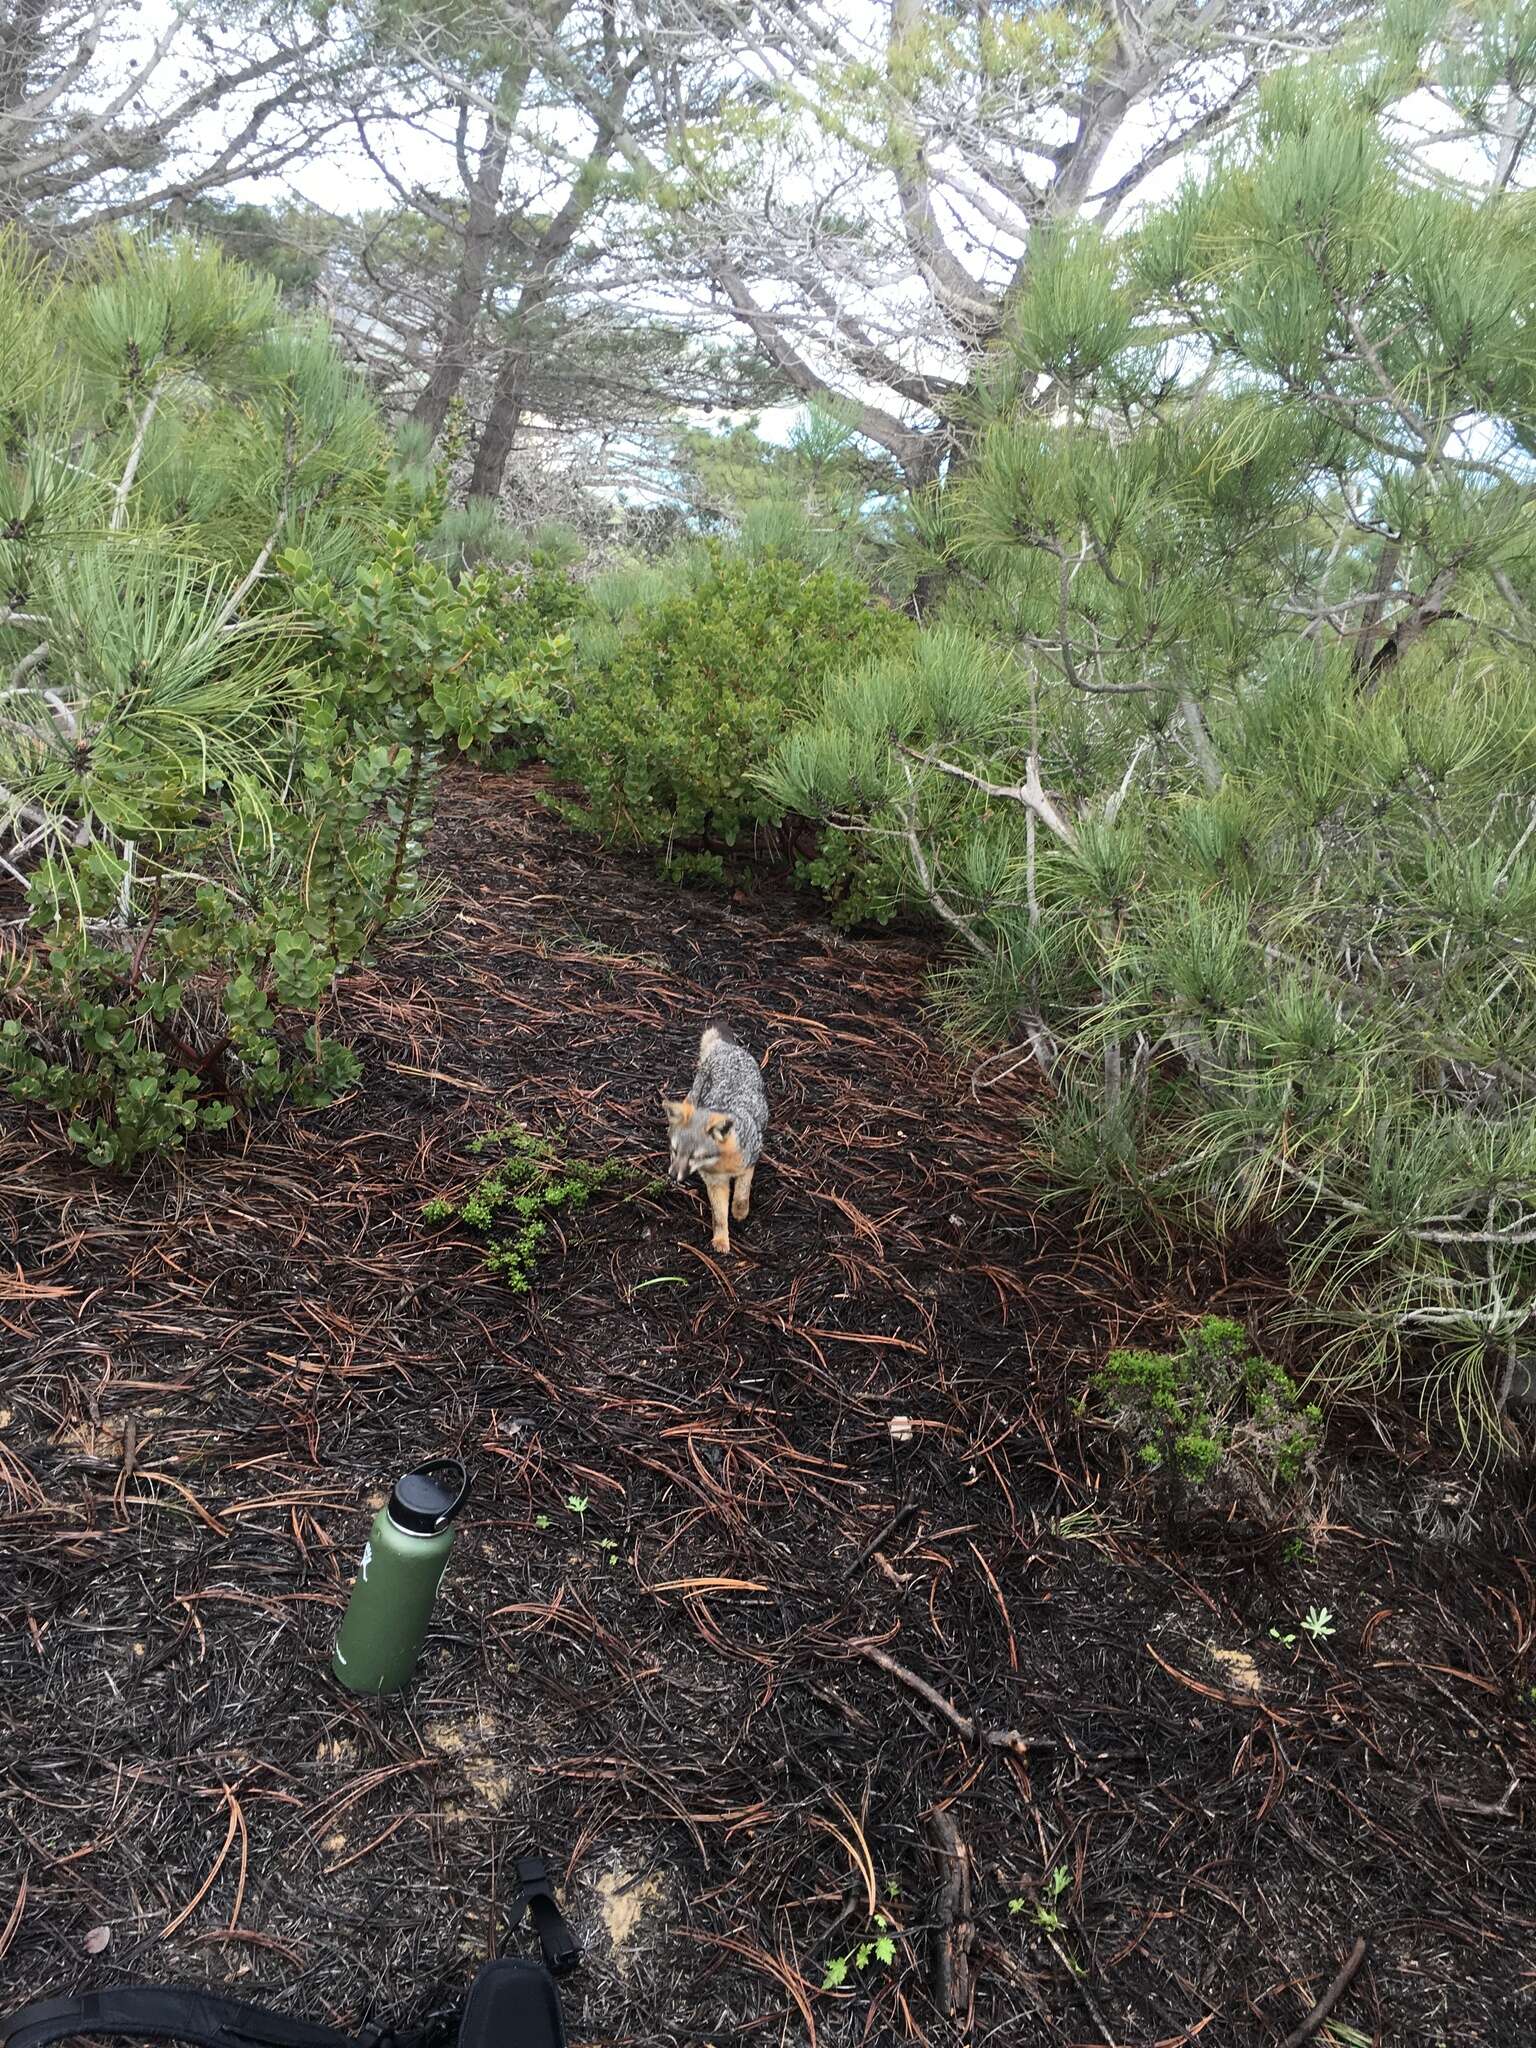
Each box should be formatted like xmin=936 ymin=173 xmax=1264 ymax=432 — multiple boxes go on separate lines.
xmin=896 ymin=742 xmax=1080 ymax=852
xmin=110 ymin=389 xmax=160 ymax=532
xmin=216 ymin=521 xmax=286 ymax=631
xmin=894 ymin=771 xmax=990 ymax=962
xmin=1179 ymin=695 xmax=1223 ymax=791
xmin=7 ymin=643 xmax=49 ymax=689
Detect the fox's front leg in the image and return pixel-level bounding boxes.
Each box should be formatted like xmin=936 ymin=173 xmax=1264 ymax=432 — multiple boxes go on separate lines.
xmin=704 ymin=1174 xmax=732 ymax=1254
xmin=731 ymin=1165 xmax=755 ymax=1222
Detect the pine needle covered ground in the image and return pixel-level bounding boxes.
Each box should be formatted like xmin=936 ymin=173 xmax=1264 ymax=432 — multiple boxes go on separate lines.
xmin=3 ymin=767 xmax=1534 ymax=2046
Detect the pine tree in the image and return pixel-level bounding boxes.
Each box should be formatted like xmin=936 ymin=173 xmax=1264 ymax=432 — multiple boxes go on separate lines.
xmin=671 ymin=404 xmax=915 ymax=597
xmin=0 ymin=233 xmax=405 ymax=1162
xmin=766 ymin=9 xmax=1536 ymax=1444
xmin=0 ymin=231 xmax=385 ymax=886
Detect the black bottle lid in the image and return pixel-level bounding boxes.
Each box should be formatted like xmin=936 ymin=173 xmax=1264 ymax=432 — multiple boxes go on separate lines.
xmin=388 ymin=1458 xmax=470 ymax=1534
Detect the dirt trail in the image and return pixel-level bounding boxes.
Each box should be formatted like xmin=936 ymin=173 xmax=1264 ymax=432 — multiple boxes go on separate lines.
xmin=3 ymin=766 xmax=1533 ymax=2045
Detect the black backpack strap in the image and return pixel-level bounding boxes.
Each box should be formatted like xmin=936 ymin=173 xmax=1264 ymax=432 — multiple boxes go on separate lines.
xmin=509 ymin=1858 xmax=579 ymax=1979
xmin=1 ymin=1987 xmax=384 ymax=2048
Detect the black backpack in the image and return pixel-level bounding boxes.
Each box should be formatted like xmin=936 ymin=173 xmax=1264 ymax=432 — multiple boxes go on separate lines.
xmin=2 ymin=1858 xmax=577 ymax=2048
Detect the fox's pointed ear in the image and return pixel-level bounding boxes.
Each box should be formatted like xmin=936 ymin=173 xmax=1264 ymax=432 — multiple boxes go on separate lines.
xmin=705 ymin=1113 xmax=734 ymax=1139
xmin=663 ymin=1097 xmax=692 ymax=1127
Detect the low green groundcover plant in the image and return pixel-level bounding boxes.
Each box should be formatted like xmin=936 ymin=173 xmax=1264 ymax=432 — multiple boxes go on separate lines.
xmin=1 ymin=921 xmax=360 ymax=1170
xmin=1095 ymin=1317 xmax=1320 ymax=1513
xmin=421 ymin=1123 xmax=651 ymax=1289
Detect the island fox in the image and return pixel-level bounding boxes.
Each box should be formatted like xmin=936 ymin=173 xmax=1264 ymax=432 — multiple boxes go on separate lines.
xmin=663 ymin=1025 xmax=769 ymax=1256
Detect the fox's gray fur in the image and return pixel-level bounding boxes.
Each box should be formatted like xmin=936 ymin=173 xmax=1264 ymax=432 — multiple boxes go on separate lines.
xmin=663 ymin=1025 xmax=768 ymax=1255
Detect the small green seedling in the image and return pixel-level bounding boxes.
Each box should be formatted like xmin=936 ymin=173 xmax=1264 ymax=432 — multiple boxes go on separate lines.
xmin=1006 ymin=1867 xmax=1069 ymax=1929
xmin=821 ymin=1915 xmax=896 ymax=1990
xmin=1268 ymin=1625 xmax=1296 ymax=1647
xmin=566 ymin=1494 xmax=589 ymax=1520
xmin=1300 ymin=1605 xmax=1335 ymax=1642
xmin=1009 ymin=1868 xmax=1083 ymax=1977
xmin=534 ymin=1514 xmax=550 ymax=1531
xmin=1035 ymin=1866 xmax=1070 ymax=1932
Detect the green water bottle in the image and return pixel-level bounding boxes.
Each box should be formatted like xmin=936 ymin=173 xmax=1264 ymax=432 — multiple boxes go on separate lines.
xmin=332 ymin=1458 xmax=469 ymax=1694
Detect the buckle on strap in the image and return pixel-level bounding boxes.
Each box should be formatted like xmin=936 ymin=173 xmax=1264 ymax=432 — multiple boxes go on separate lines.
xmin=511 ymin=1855 xmax=580 ymax=1978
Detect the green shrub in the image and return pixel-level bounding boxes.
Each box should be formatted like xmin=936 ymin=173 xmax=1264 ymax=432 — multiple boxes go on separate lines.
xmin=0 ymin=679 xmax=403 ymax=1168
xmin=674 ymin=407 xmax=921 ymax=603
xmin=0 ymin=235 xmax=558 ymax=1166
xmin=565 ymin=548 xmax=709 ymax=670
xmin=792 ymin=824 xmax=907 ymax=928
xmin=1095 ymin=1318 xmax=1321 ymax=1515
xmin=421 ymin=1123 xmax=650 ymax=1290
xmin=535 ymin=547 xmax=909 ymax=882
xmin=0 ymin=927 xmax=360 ymax=1170
xmin=285 ymin=518 xmax=577 ymax=918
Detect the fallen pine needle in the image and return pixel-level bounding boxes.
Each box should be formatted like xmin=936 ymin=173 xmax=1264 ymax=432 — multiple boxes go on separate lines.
xmin=126 ymin=1471 xmax=229 ymax=1537
xmin=0 ymin=1877 xmax=26 ymax=1961
xmin=162 ymin=1785 xmax=239 ymax=1939
xmin=645 ymin=1576 xmax=771 ymax=1595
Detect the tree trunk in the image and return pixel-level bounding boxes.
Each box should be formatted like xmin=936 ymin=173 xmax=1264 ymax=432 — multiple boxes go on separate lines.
xmin=464 ymin=100 xmax=629 ymax=504
xmin=408 ymin=99 xmax=518 ymax=445
xmin=0 ymin=0 xmax=49 ymax=117
xmin=408 ymin=0 xmax=585 ymax=451
xmin=378 ymin=738 xmax=428 ymax=929
xmin=467 ymin=336 xmax=531 ymax=502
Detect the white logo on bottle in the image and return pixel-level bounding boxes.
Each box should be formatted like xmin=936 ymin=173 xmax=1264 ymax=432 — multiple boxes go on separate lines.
xmin=360 ymin=1540 xmax=373 ymax=1583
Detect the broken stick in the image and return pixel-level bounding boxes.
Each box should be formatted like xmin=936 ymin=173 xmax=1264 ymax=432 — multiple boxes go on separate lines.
xmin=852 ymin=1643 xmax=1051 ymax=1759
xmin=1280 ymin=1938 xmax=1369 ymax=2048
